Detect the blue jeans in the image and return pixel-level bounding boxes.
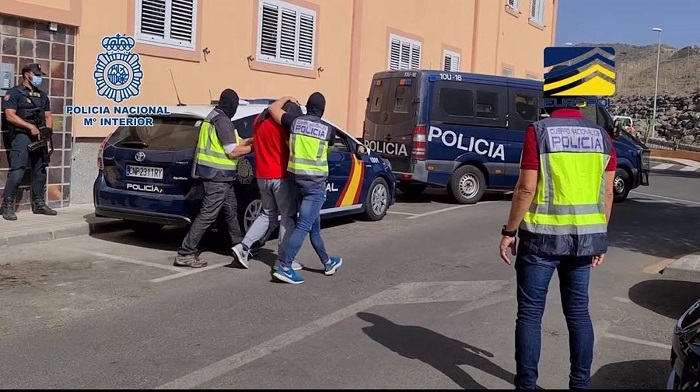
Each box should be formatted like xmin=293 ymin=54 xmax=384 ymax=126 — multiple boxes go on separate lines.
xmin=514 ymin=245 xmax=594 ymax=390
xmin=279 ymin=185 xmax=329 ymax=269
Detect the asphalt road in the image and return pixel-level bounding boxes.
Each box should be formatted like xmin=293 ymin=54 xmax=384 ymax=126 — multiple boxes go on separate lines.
xmin=1 ymin=173 xmax=699 ymax=389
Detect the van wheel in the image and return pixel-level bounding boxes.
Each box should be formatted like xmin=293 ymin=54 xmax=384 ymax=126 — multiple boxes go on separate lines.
xmin=124 ymin=220 xmax=164 ymax=235
xmin=363 ymin=177 xmax=390 ymax=221
xmin=398 ymin=183 xmax=427 ymax=197
xmin=613 ymin=168 xmax=631 ymax=203
xmin=448 ymin=165 xmax=486 ymax=204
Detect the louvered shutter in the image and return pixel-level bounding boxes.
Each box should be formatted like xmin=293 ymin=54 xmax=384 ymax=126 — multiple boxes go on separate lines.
xmin=137 ymin=0 xmax=196 ymax=49
xmin=388 ymin=34 xmax=421 ymax=70
xmin=169 ymin=0 xmax=195 ymax=45
xmin=257 ymin=0 xmax=316 ymax=69
xmin=139 ymin=0 xmax=167 ymax=39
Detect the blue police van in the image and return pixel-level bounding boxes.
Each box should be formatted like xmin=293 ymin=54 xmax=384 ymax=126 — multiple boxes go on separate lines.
xmin=362 ymin=70 xmax=650 ymax=204
xmin=94 ymin=100 xmax=397 ymax=235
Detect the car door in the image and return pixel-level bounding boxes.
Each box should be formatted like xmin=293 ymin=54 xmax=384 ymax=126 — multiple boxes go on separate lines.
xmin=325 ymin=125 xmax=354 ymax=210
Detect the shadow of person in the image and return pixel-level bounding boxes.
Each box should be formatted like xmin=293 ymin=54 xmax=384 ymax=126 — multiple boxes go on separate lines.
xmin=357 ymin=312 xmax=515 ymax=389
xmin=590 ymin=359 xmax=669 ymax=389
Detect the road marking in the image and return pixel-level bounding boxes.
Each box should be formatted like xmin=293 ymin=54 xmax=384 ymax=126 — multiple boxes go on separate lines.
xmin=150 ymin=262 xmax=230 ymax=283
xmin=406 ymin=201 xmax=499 ymax=220
xmin=387 ymin=211 xmax=417 ymax=216
xmin=156 ymin=280 xmax=509 ymax=389
xmin=680 ymin=165 xmax=699 ymax=172
xmin=630 ymin=191 xmax=700 ymax=206
xmin=643 ymin=258 xmax=676 ymax=275
xmin=67 ymin=249 xmax=182 ymax=272
xmin=652 ymin=163 xmax=674 ymax=170
xmin=603 ymin=332 xmax=672 ymax=350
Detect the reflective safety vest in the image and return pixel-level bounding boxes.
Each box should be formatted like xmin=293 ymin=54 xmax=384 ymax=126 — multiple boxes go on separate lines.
xmin=519 ymin=116 xmax=614 ymax=257
xmin=288 ymin=114 xmax=331 ymax=179
xmin=193 ymin=110 xmax=241 ymax=179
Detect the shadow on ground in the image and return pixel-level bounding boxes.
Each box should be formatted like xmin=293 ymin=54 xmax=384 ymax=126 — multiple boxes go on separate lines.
xmin=590 ymin=359 xmax=668 ymax=389
xmin=609 ymin=199 xmax=700 ymax=259
xmin=628 ymin=279 xmax=700 ymax=319
xmin=356 ymin=312 xmax=516 ymax=389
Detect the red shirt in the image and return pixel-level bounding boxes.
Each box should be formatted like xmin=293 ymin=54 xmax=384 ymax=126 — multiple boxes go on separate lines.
xmin=253 ymin=111 xmax=289 ymax=179
xmin=520 ymin=108 xmax=617 ymax=172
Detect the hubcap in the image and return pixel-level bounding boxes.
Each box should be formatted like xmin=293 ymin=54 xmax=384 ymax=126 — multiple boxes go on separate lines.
xmin=614 ymin=176 xmax=625 ymax=194
xmin=459 ymin=174 xmax=479 ymax=198
xmin=244 ymin=199 xmax=263 ymax=232
xmin=371 ymin=183 xmax=388 ymax=216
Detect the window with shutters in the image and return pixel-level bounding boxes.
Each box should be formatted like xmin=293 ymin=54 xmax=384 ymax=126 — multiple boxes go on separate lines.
xmin=529 ymin=0 xmax=545 ymax=25
xmin=443 ymin=50 xmax=460 ymax=72
xmin=502 ymin=67 xmax=514 ymax=77
xmin=526 ymin=73 xmax=540 ymax=80
xmin=387 ymin=34 xmax=421 ymax=71
xmin=257 ymin=0 xmax=317 ymax=69
xmin=135 ymin=0 xmax=197 ymax=50
xmin=507 ymin=0 xmax=519 ymax=11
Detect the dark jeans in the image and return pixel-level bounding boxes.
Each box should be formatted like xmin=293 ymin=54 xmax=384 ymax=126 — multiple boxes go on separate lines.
xmin=514 ymin=244 xmax=594 ymax=390
xmin=3 ymin=133 xmax=48 ymax=200
xmin=279 ymin=184 xmax=329 ymax=269
xmin=178 ymin=180 xmax=241 ymax=256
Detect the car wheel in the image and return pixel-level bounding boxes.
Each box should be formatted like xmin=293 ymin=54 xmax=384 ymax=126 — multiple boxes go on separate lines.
xmin=124 ymin=220 xmax=164 ymax=235
xmin=613 ymin=168 xmax=631 ymax=203
xmin=448 ymin=165 xmax=486 ymax=204
xmin=241 ymin=196 xmax=263 ymax=234
xmin=398 ymin=183 xmax=427 ymax=197
xmin=363 ymin=177 xmax=390 ymax=221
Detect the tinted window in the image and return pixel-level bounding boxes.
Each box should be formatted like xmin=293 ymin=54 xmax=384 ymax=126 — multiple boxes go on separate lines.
xmin=331 ymin=128 xmax=350 ymax=152
xmin=438 ymin=88 xmax=474 ymax=117
xmin=369 ymin=83 xmax=384 ymax=113
xmin=475 ymin=91 xmax=498 ymax=118
xmin=513 ymin=94 xmax=539 ymax=122
xmin=393 ymin=85 xmax=412 ymax=113
xmin=111 ymin=116 xmax=199 ymax=151
xmin=232 ymin=114 xmax=257 ymax=139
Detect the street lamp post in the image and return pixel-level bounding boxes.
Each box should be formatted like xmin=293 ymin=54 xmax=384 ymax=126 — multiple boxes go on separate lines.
xmin=651 ymin=27 xmax=663 ymax=140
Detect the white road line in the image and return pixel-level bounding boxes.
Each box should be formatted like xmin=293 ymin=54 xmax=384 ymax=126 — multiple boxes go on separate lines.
xmin=652 ymin=163 xmax=675 ymax=170
xmin=149 ymin=262 xmax=230 ymax=283
xmin=387 ymin=211 xmax=417 ymax=216
xmin=630 ymin=191 xmax=700 ymax=206
xmin=680 ymin=165 xmax=699 ymax=172
xmin=406 ymin=200 xmax=499 ymax=220
xmin=603 ymin=333 xmax=672 ymax=350
xmin=67 ymin=249 xmax=182 ymax=272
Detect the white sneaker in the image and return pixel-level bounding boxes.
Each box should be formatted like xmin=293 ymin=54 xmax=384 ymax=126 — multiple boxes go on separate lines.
xmin=231 ymin=244 xmax=250 ymax=269
xmin=273 ymin=260 xmax=304 ymax=271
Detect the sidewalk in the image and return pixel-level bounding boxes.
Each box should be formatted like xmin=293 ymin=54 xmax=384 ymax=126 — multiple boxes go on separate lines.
xmin=663 ymin=253 xmax=700 ymax=283
xmin=650 ymin=157 xmax=700 ymax=176
xmin=0 ymin=203 xmax=125 ymax=248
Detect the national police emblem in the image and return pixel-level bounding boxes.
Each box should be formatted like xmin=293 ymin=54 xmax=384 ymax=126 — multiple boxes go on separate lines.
xmin=93 ymin=34 xmax=143 ymax=104
xmin=237 ymin=158 xmax=254 ymax=185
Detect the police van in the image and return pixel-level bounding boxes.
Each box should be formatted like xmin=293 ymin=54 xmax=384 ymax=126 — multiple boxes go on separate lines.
xmin=362 ymin=70 xmax=650 ymax=204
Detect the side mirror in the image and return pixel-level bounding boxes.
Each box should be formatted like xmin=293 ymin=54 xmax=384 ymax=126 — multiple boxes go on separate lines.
xmin=611 ymin=120 xmax=622 ymax=138
xmin=356 ymin=144 xmax=368 ymax=156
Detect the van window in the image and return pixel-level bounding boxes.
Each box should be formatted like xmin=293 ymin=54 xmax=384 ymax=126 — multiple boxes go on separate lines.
xmin=369 ymin=83 xmax=384 ymax=113
xmin=513 ymin=94 xmax=539 ymax=122
xmin=476 ymin=91 xmax=498 ymax=118
xmin=431 ymin=81 xmax=507 ymax=127
xmin=438 ymin=88 xmax=474 ymax=117
xmin=394 ymin=85 xmax=412 ymax=113
xmin=111 ymin=116 xmax=200 ymax=151
xmin=233 ymin=114 xmax=257 ymax=139
xmin=364 ymin=77 xmax=419 ymax=126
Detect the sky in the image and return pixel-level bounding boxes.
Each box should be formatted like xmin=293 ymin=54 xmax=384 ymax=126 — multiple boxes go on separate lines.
xmin=556 ymin=0 xmax=699 ymax=48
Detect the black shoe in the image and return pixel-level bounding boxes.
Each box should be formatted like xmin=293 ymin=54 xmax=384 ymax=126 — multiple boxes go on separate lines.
xmin=31 ymin=200 xmax=57 ymax=216
xmin=1 ymin=198 xmax=17 ymax=221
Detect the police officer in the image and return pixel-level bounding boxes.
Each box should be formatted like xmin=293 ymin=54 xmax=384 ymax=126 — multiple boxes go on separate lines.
xmin=268 ymin=93 xmax=343 ymax=284
xmin=498 ymin=65 xmax=617 ymax=389
xmin=174 ymin=89 xmax=253 ymax=268
xmin=1 ymin=63 xmax=55 ymax=220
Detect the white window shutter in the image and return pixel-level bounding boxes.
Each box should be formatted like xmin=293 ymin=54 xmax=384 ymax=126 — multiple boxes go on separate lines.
xmin=257 ymin=0 xmax=316 ymax=69
xmin=279 ymin=8 xmax=297 ymax=61
xmin=387 ymin=34 xmax=421 ymax=70
xmin=443 ymin=50 xmax=460 ymax=72
xmin=139 ymin=0 xmax=167 ymax=39
xmin=410 ymin=44 xmax=421 ymax=69
xmin=297 ymin=12 xmax=314 ymax=66
xmin=169 ymin=0 xmax=195 ymax=45
xmin=507 ymin=0 xmax=519 ymax=9
xmin=389 ymin=39 xmax=401 ymax=70
xmin=259 ymin=3 xmax=279 ymax=57
xmin=136 ymin=0 xmax=196 ymax=49
xmin=443 ymin=56 xmax=451 ymax=72
xmin=530 ymin=0 xmax=537 ymax=19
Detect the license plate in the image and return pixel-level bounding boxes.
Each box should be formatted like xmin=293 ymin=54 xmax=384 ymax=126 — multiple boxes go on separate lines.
xmin=126 ymin=165 xmax=163 ymax=179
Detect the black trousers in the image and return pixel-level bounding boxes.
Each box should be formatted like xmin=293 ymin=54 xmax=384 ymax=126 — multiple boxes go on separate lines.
xmin=178 ymin=180 xmax=242 ymax=256
xmin=3 ymin=133 xmax=48 ymax=200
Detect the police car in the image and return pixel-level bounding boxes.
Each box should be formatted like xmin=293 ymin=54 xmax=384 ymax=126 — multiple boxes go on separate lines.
xmin=93 ymin=99 xmax=397 ymax=235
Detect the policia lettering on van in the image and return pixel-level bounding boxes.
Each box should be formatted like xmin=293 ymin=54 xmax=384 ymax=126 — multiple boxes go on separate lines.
xmin=363 ymin=70 xmax=650 ymax=204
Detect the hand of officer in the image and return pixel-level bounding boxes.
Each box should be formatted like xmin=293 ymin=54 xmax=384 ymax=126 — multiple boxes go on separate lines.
xmin=29 ymin=125 xmax=40 ymax=137
xmin=592 ymin=254 xmax=605 ymax=268
xmin=499 ymin=236 xmax=517 ymax=265
xmin=240 ymin=137 xmax=253 ymax=146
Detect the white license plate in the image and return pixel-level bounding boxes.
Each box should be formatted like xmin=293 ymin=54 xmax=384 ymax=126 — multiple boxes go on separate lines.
xmin=126 ymin=165 xmax=163 ymax=179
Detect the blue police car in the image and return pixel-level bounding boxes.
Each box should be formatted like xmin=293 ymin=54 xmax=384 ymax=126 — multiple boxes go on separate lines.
xmin=362 ymin=70 xmax=650 ymax=204
xmin=93 ymin=100 xmax=397 ymax=235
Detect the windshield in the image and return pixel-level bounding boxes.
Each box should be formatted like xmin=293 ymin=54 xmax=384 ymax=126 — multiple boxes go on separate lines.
xmin=110 ymin=116 xmax=201 ymax=151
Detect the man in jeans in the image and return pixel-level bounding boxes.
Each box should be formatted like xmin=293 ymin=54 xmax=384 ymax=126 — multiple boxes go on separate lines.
xmin=174 ymin=89 xmax=253 ymax=268
xmin=498 ymin=90 xmax=617 ymax=389
xmin=230 ymin=100 xmax=304 ymax=271
xmin=268 ymin=93 xmax=342 ymax=285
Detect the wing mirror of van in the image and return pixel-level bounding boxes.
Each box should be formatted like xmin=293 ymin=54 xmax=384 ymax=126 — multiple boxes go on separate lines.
xmin=611 ymin=120 xmax=623 ymax=139
xmin=356 ymin=144 xmax=369 ymax=157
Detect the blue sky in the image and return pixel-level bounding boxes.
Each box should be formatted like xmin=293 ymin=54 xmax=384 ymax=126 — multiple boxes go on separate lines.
xmin=556 ymin=0 xmax=698 ymax=48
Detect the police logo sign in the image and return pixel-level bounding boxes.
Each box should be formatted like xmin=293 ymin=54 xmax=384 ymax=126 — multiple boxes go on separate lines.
xmin=237 ymin=158 xmax=254 ymax=185
xmin=94 ymin=34 xmax=143 ymax=104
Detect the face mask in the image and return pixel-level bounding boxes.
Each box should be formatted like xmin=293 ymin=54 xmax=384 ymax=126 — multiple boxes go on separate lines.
xmin=30 ymin=76 xmax=42 ymax=87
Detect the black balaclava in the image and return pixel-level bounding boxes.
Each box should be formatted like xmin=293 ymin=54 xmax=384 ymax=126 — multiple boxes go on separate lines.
xmin=283 ymin=100 xmax=304 ymax=118
xmin=306 ymin=92 xmax=326 ymax=118
xmin=217 ymin=89 xmax=239 ymax=118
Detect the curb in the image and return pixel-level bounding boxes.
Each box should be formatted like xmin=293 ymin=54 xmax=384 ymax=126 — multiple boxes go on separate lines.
xmin=662 ymin=253 xmax=700 ymax=283
xmin=0 ymin=219 xmax=127 ymax=248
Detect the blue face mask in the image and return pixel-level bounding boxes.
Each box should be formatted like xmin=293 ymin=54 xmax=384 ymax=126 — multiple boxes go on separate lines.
xmin=30 ymin=75 xmax=42 ymax=87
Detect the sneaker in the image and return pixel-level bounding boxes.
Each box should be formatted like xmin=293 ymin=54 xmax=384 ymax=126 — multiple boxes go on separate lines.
xmin=272 ymin=268 xmax=305 ymax=285
xmin=324 ymin=256 xmax=343 ymax=276
xmin=273 ymin=260 xmax=304 ymax=271
xmin=174 ymin=254 xmax=207 ymax=268
xmin=231 ymin=244 xmax=250 ymax=269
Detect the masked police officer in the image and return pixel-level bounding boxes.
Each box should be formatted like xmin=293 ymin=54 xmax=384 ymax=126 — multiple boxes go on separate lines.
xmin=1 ymin=63 xmax=56 ymax=221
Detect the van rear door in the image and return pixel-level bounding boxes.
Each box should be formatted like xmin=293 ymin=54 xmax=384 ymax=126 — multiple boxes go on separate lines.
xmin=363 ymin=76 xmax=419 ymax=173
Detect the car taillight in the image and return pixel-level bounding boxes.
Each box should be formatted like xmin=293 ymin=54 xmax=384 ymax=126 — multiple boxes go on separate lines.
xmin=97 ymin=132 xmax=112 ymax=170
xmin=412 ymin=125 xmax=426 ymax=161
